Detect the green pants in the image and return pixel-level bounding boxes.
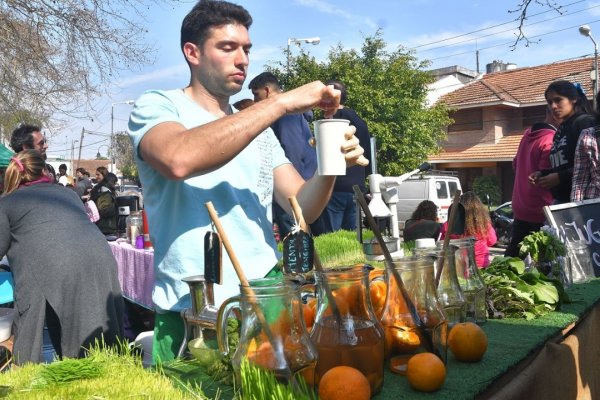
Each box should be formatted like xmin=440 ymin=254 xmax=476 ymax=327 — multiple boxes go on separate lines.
xmin=152 ymin=265 xmax=283 ymax=364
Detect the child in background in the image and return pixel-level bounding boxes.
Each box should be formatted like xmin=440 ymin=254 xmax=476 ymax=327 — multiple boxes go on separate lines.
xmin=441 ymin=191 xmax=497 ymax=268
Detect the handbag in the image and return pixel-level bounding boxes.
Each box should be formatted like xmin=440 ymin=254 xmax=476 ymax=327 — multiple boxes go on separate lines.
xmin=84 ymin=199 xmax=100 ymax=222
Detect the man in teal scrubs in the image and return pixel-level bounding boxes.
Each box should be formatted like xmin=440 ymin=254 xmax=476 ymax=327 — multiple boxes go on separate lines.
xmin=128 ymin=0 xmax=368 ymax=364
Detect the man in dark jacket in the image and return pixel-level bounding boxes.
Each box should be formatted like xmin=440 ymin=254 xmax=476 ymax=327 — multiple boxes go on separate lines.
xmin=249 ymin=72 xmax=324 ymax=237
xmin=320 ymin=79 xmax=373 ymax=233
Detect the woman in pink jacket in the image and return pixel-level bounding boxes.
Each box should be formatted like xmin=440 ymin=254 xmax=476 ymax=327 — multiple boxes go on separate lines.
xmin=441 ymin=191 xmax=497 ymax=268
xmin=505 ymin=108 xmax=560 ymax=257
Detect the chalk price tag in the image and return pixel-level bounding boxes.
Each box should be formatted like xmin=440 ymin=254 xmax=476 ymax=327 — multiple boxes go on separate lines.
xmin=282 ymin=230 xmax=314 ymax=275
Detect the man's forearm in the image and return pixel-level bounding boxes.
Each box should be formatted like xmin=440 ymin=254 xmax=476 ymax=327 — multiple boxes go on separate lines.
xmin=295 ymin=175 xmax=336 ymax=223
xmin=139 ymin=96 xmax=287 ymax=180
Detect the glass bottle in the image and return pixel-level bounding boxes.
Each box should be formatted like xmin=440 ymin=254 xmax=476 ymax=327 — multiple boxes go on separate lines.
xmin=217 ymin=277 xmax=318 ymax=388
xmin=567 ymin=239 xmax=594 ymax=284
xmin=433 ymin=245 xmax=467 ymax=327
xmin=126 ymin=211 xmax=143 ymax=246
xmin=451 ymin=238 xmax=487 ymax=324
xmin=379 ymin=256 xmax=448 ymax=375
xmin=310 ymin=265 xmax=385 ymax=395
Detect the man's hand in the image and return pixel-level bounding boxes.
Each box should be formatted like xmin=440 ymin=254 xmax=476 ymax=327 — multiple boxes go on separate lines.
xmin=280 ymin=81 xmax=341 ymax=117
xmin=529 ymin=171 xmax=559 ymax=189
xmin=342 ymin=125 xmax=369 ymax=167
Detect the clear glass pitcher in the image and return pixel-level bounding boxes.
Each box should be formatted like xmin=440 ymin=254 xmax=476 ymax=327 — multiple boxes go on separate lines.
xmin=216 ymin=277 xmax=317 ymax=388
xmin=434 ymin=245 xmax=466 ymax=326
xmin=451 ymin=238 xmax=487 ymax=324
xmin=379 ymin=256 xmax=448 ymax=374
xmin=310 ymin=264 xmax=385 ymax=395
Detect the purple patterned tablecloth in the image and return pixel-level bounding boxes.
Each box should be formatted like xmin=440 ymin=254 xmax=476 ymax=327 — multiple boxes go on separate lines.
xmin=108 ymin=240 xmax=154 ymax=309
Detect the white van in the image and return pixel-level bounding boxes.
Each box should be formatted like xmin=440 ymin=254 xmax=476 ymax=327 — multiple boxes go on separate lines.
xmin=394 ymin=171 xmax=462 ymax=234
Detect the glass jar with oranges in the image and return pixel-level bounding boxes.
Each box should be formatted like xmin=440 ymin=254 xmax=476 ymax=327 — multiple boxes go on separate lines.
xmin=379 ymin=256 xmax=448 ymax=375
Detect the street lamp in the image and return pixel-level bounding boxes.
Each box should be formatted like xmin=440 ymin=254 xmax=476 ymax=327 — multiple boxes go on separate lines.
xmin=579 ymin=24 xmax=599 ymax=107
xmin=287 ymin=36 xmax=320 ymax=73
xmin=96 ymin=144 xmax=110 ymax=159
xmin=111 ymin=100 xmax=135 ymax=173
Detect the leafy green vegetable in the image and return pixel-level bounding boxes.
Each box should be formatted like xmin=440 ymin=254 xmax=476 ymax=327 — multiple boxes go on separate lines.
xmin=204 ymin=317 xmax=239 ymax=386
xmin=519 ymin=230 xmax=566 ymax=262
xmin=482 ymin=256 xmax=568 ymax=320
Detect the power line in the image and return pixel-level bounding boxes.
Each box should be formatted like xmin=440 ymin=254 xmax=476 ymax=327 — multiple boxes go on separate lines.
xmin=410 ymin=0 xmax=587 ymax=52
xmin=418 ymin=4 xmax=599 ymax=54
xmin=428 ymin=19 xmax=600 ymax=63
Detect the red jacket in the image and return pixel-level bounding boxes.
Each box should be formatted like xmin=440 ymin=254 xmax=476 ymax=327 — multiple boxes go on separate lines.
xmin=512 ymin=123 xmax=555 ymax=223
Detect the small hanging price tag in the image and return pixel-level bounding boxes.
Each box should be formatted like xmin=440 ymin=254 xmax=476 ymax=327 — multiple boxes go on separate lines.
xmin=204 ymin=231 xmax=222 ymax=285
xmin=282 ymin=228 xmax=314 ymax=275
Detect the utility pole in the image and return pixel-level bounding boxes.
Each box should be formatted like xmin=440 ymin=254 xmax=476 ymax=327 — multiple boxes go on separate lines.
xmin=76 ymin=127 xmax=85 ymax=172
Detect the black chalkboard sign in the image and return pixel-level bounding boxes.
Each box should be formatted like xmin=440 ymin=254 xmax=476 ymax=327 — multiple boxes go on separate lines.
xmin=282 ymin=230 xmax=314 ymax=275
xmin=544 ymin=198 xmax=600 ymax=276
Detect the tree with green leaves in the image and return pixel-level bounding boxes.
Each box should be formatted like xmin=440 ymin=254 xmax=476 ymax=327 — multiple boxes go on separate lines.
xmin=113 ymin=133 xmax=137 ymax=181
xmin=268 ymin=32 xmax=452 ymax=176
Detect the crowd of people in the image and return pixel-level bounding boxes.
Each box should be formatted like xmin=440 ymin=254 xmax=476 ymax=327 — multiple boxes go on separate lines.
xmin=0 ymin=124 xmax=137 ymax=364
xmin=2 ymin=0 xmax=599 ymax=371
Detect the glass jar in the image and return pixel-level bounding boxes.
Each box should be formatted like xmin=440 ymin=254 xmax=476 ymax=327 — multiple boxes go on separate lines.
xmin=379 ymin=256 xmax=448 ymax=374
xmin=217 ymin=277 xmax=317 ymax=388
xmin=126 ymin=211 xmax=143 ymax=246
xmin=568 ymin=240 xmax=594 ymax=283
xmin=451 ymin=238 xmax=487 ymax=324
xmin=311 ymin=265 xmax=385 ymax=395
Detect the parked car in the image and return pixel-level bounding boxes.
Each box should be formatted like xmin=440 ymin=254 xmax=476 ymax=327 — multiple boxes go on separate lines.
xmin=490 ymin=201 xmax=513 ymax=247
xmin=394 ymin=170 xmax=462 ymax=233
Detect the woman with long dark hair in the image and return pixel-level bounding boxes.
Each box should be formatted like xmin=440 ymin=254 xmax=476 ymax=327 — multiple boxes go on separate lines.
xmin=0 ymin=150 xmax=123 ymax=364
xmin=530 ymin=80 xmax=595 ymax=203
xmin=441 ymin=191 xmax=497 ymax=268
xmin=90 ymin=172 xmax=118 ymax=235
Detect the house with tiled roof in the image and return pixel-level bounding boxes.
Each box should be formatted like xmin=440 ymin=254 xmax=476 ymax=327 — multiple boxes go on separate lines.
xmin=429 ymin=56 xmax=596 ymax=202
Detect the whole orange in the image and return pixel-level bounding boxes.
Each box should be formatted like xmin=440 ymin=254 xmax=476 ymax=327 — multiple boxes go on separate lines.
xmin=318 ymin=366 xmax=371 ymax=400
xmin=406 ymin=352 xmax=446 ymax=392
xmin=448 ymin=322 xmax=488 ymax=362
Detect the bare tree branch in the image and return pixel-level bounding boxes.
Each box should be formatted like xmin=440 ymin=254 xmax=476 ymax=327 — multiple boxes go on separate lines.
xmin=508 ymin=0 xmax=563 ymax=49
xmin=0 ymin=0 xmax=181 ymax=139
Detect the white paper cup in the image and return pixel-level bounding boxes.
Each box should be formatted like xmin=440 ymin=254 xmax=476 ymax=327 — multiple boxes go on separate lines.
xmin=314 ymin=119 xmax=350 ymax=176
xmin=415 ymin=238 xmax=436 ymax=249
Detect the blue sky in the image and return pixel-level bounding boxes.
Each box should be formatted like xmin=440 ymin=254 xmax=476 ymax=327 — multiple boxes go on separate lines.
xmin=52 ymin=0 xmax=600 ymax=159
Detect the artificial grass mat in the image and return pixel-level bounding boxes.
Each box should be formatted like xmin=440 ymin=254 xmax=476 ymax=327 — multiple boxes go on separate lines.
xmin=375 ymin=278 xmax=600 ymax=399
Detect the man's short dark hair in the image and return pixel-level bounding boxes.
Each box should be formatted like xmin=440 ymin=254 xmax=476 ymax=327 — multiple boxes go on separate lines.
xmin=10 ymin=124 xmax=41 ymax=152
xmin=180 ymin=0 xmax=252 ymax=53
xmin=76 ymin=167 xmax=86 ymax=174
xmin=59 ymin=164 xmax=67 ymax=171
xmin=326 ymin=79 xmax=347 ymax=105
xmin=248 ymin=72 xmax=281 ymax=91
